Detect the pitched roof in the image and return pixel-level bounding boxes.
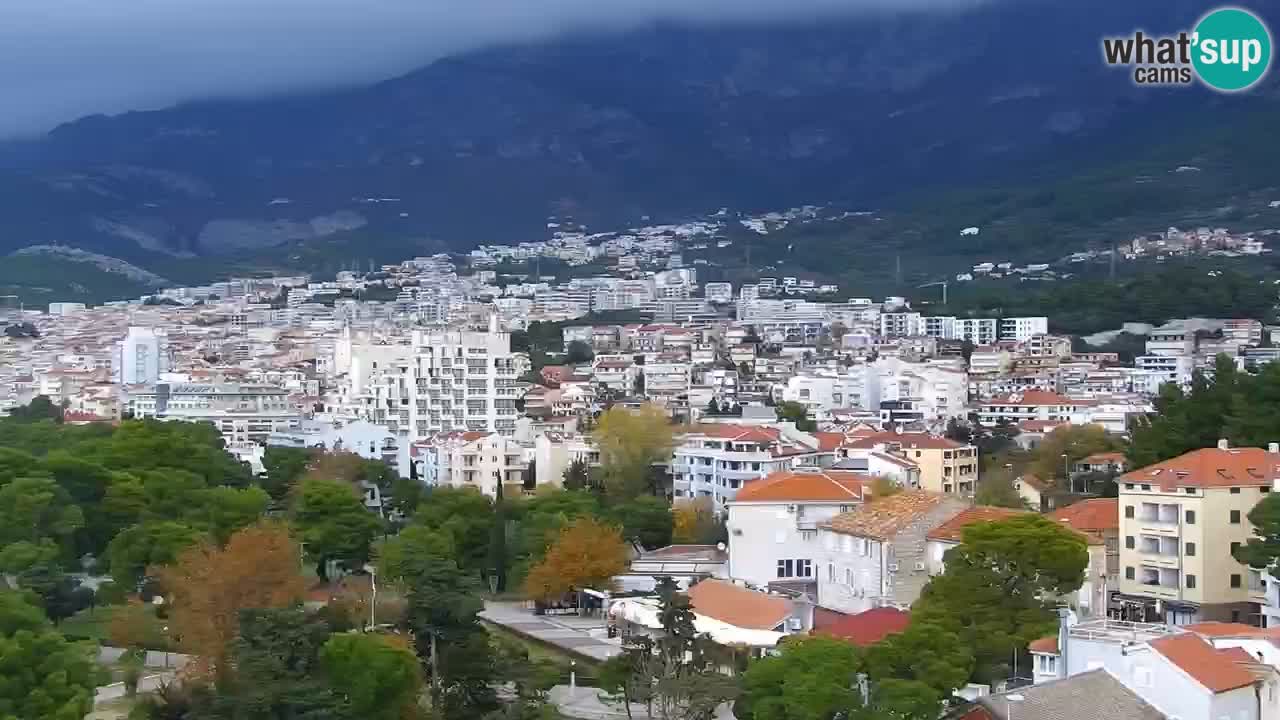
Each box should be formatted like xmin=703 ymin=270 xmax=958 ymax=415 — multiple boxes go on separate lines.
xmin=926 ymin=506 xmax=1029 ymax=543
xmin=813 ymin=431 xmax=845 ymax=452
xmin=840 ymin=431 xmax=966 ymax=451
xmin=1148 ymin=633 xmax=1257 ymax=693
xmin=1121 ymin=447 xmax=1276 ymax=489
xmin=1028 ymin=635 xmax=1059 ymax=654
xmin=976 ymin=670 xmax=1165 ymax=720
xmin=824 ymin=491 xmax=949 ymax=540
xmin=1081 ymin=452 xmax=1127 ymax=465
xmin=686 ymin=579 xmax=791 ymax=631
xmin=821 ymin=607 xmax=911 ymax=646
xmin=1048 ymin=498 xmax=1118 ymax=535
xmin=732 ymin=470 xmax=871 ymax=503
xmin=1184 ymin=622 xmax=1280 ymax=640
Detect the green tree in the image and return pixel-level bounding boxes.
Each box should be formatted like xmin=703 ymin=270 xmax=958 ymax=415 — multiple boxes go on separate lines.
xmin=740 ymin=635 xmax=862 ymax=720
xmin=1028 ymin=424 xmax=1123 ymax=485
xmin=1235 ymin=493 xmax=1280 ymax=569
xmin=776 ymin=402 xmax=816 ymax=432
xmin=562 ymin=459 xmax=591 ymax=491
xmin=912 ymin=515 xmax=1087 ymax=682
xmin=321 ymin=633 xmax=423 ymax=720
xmin=973 ymin=471 xmax=1027 ymax=510
xmin=565 ymin=340 xmax=595 ymax=365
xmin=261 ymin=446 xmax=314 ymax=500
xmin=0 ymin=476 xmax=84 ymax=550
xmin=1128 ymin=355 xmax=1239 ymax=467
xmin=378 ymin=524 xmax=455 ymax=584
xmin=863 ymin=621 xmax=973 ymax=700
xmin=292 ymin=479 xmax=384 ymax=580
xmin=412 ymin=487 xmax=495 ymax=577
xmin=106 ymin=521 xmax=204 ymax=588
xmin=0 ymin=617 xmax=97 ymax=720
xmin=195 ymin=486 xmax=270 ymax=545
xmin=612 ymin=495 xmax=674 ymax=550
xmin=0 ymin=591 xmax=49 ymax=636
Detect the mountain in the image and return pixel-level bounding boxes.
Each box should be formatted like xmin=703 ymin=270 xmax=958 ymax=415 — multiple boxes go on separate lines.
xmin=0 ymin=0 xmax=1275 ymax=291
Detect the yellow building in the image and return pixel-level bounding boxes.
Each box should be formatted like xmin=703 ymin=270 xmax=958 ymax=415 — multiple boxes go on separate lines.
xmin=839 ymin=431 xmax=978 ymax=495
xmin=1116 ymin=442 xmax=1271 ymax=625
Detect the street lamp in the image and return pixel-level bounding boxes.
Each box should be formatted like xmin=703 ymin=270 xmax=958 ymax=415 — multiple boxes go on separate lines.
xmin=1061 ymin=453 xmax=1071 ymax=492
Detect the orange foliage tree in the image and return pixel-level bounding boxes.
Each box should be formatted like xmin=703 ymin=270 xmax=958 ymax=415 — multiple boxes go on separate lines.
xmin=155 ymin=519 xmax=304 ymax=672
xmin=672 ymin=497 xmax=718 ymax=544
xmin=523 ymin=517 xmax=628 ymax=601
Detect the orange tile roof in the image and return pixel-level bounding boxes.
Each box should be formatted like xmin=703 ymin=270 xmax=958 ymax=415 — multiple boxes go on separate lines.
xmin=1018 ymin=420 xmax=1067 ymax=432
xmin=824 ymin=491 xmax=949 ymax=540
xmin=732 ymin=470 xmax=871 ymax=503
xmin=1028 ymin=635 xmax=1059 ymax=654
xmin=840 ymin=431 xmax=965 ymax=451
xmin=813 ymin=431 xmax=845 ymax=452
xmin=686 ymin=579 xmax=791 ymax=631
xmin=926 ymin=506 xmax=1029 ymax=543
xmin=691 ymin=424 xmax=782 ymax=443
xmin=1049 ymin=498 xmax=1118 ymax=534
xmin=1184 ymin=622 xmax=1280 ymax=639
xmin=1121 ymin=447 xmax=1276 ymax=489
xmin=821 ymin=607 xmax=911 ymax=646
xmin=1148 ymin=633 xmax=1257 ymax=693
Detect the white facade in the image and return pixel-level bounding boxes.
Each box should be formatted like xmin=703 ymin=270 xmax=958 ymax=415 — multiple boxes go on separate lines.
xmin=671 ymin=426 xmax=827 ymax=508
xmin=726 ymin=495 xmax=863 ymax=588
xmin=1000 ymin=316 xmax=1049 ymax=342
xmin=117 ymin=326 xmax=167 ymax=385
xmin=126 ymin=382 xmax=299 ymax=446
xmin=415 ymin=431 xmax=530 ymax=497
xmin=956 ymin=318 xmax=998 ymax=345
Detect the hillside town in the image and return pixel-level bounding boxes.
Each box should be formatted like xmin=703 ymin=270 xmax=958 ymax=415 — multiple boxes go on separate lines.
xmin=6 ymin=247 xmax=1280 ymax=720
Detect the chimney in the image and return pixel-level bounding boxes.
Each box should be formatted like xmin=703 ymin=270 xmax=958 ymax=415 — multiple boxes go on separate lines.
xmin=1270 ymin=443 xmax=1279 ymax=454
xmin=1218 ymin=438 xmax=1230 ymax=450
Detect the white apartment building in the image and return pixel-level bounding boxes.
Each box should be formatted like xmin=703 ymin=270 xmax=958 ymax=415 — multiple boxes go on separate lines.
xmin=116 ymin=326 xmax=168 ymax=385
xmin=879 ymin=312 xmax=923 ymax=338
xmin=704 ymin=282 xmax=734 ymax=304
xmin=413 ymin=430 xmax=530 ymax=497
xmin=337 ymin=321 xmax=527 ymax=440
xmin=782 ymin=366 xmax=880 ymax=414
xmin=671 ymin=424 xmax=829 ymax=507
xmin=725 ymin=470 xmax=871 ymax=588
xmin=644 ymin=362 xmax=692 ymax=402
xmin=1133 ymin=354 xmax=1194 ymax=392
xmin=1000 ymin=316 xmax=1049 ymax=342
xmin=922 ymin=315 xmax=956 ymax=340
xmin=977 ymin=390 xmax=1096 ymax=426
xmin=1145 ymin=323 xmax=1196 ymax=357
xmin=956 ymin=318 xmax=998 ymax=345
xmin=126 ymin=382 xmax=299 ymax=446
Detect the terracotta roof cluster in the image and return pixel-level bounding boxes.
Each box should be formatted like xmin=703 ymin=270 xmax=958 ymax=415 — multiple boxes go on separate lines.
xmin=732 ymin=470 xmax=871 ymax=503
xmin=824 ymin=491 xmax=948 ymax=540
xmin=926 ymin=505 xmax=1029 ymax=543
xmin=1121 ymin=446 xmax=1277 ymax=489
xmin=1048 ymin=498 xmax=1118 ymax=537
xmin=1148 ymin=633 xmax=1257 ymax=693
xmin=686 ymin=579 xmax=792 ymax=631
xmin=821 ymin=607 xmax=911 ymax=646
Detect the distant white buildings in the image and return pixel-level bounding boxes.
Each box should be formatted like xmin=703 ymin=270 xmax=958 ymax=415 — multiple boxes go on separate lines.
xmin=116 ymin=326 xmax=167 ymax=385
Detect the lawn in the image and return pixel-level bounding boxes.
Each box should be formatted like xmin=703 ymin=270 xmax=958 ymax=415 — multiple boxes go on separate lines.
xmin=61 ymin=603 xmax=171 ymax=649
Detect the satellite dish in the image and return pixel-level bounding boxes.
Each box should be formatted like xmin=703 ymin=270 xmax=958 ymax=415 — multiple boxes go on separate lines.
xmin=716 ymin=542 xmax=727 ymax=552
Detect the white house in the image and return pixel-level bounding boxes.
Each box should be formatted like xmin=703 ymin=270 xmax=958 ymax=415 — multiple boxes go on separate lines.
xmin=725 ymin=470 xmax=873 ymax=589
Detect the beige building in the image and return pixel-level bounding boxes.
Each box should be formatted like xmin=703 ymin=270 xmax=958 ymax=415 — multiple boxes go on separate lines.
xmin=413 ymin=431 xmax=530 ymax=497
xmin=1116 ymin=442 xmax=1272 ymax=625
xmin=838 ymin=431 xmax=978 ymax=495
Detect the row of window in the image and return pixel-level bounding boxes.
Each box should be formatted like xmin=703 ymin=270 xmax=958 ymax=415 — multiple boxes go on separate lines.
xmin=776 ymin=558 xmax=813 ymax=578
xmin=1123 ymin=567 xmax=1246 ymax=589
xmin=1122 ymin=506 xmax=1243 ymax=524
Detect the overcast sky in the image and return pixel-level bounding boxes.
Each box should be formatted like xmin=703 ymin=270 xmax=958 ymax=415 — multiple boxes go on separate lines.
xmin=0 ymin=0 xmax=986 ymax=139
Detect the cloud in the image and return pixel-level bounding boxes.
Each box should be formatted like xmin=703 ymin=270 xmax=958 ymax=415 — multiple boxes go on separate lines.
xmin=0 ymin=0 xmax=985 ymax=138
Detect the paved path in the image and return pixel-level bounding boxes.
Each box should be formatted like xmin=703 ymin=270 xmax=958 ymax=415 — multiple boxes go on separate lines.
xmin=481 ymin=601 xmax=622 ymax=662
xmin=95 ymin=673 xmax=172 ymax=703
xmin=547 ymin=685 xmax=735 ymax=720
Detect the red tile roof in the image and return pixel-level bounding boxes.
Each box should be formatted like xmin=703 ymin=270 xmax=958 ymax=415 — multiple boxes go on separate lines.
xmin=1148 ymin=633 xmax=1257 ymax=693
xmin=821 ymin=607 xmax=911 ymax=646
xmin=840 ymin=431 xmax=966 ymax=451
xmin=813 ymin=431 xmax=845 ymax=452
xmin=732 ymin=470 xmax=871 ymax=503
xmin=926 ymin=506 xmax=1029 ymax=543
xmin=1048 ymin=498 xmax=1118 ymax=535
xmin=1028 ymin=635 xmax=1059 ymax=654
xmin=1184 ymin=622 xmax=1279 ymax=639
xmin=1121 ymin=447 xmax=1276 ymax=489
xmin=686 ymin=579 xmax=791 ymax=631
xmin=1018 ymin=420 xmax=1067 ymax=432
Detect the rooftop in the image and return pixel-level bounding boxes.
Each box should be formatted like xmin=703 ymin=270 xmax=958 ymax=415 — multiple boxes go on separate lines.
xmin=1148 ymin=633 xmax=1257 ymax=693
xmin=686 ymin=579 xmax=792 ymax=631
xmin=824 ymin=491 xmax=949 ymax=540
xmin=926 ymin=505 xmax=1029 ymax=543
xmin=1048 ymin=498 xmax=1118 ymax=536
xmin=821 ymin=607 xmax=911 ymax=646
xmin=1120 ymin=446 xmax=1277 ymax=489
xmin=731 ymin=470 xmax=871 ymax=503
xmin=974 ymin=669 xmax=1165 ymax=720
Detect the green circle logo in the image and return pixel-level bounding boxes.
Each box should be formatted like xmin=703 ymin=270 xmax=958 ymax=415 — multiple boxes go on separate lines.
xmin=1192 ymin=7 xmax=1272 ymax=91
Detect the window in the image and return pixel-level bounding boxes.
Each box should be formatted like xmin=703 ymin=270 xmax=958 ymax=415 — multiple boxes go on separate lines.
xmin=844 ymin=568 xmax=852 ymax=585
xmin=1125 ymin=506 xmax=1135 ymax=519
xmin=1186 ymin=575 xmax=1196 ymax=589
xmin=1185 ymin=542 xmax=1195 ymax=556
xmin=776 ymin=559 xmax=794 ymax=578
xmin=1231 ymin=510 xmax=1242 ymax=524
xmin=1125 ymin=567 xmax=1135 ymax=580
xmin=1184 ymin=487 xmax=1196 ymax=494
xmin=1186 ymin=510 xmax=1196 ymax=524
xmin=828 ymin=564 xmax=835 ymax=582
xmin=1232 ymin=541 xmax=1242 ymax=556
xmin=1231 ymin=487 xmax=1242 ymax=494
xmin=1231 ymin=574 xmax=1242 ymax=588
xmin=1141 ymin=484 xmax=1151 ymax=491
xmin=1125 ymin=536 xmax=1135 ymax=549
xmin=1265 ymin=487 xmax=1272 ymax=493
xmin=798 ymin=559 xmax=813 ymax=578
xmin=1125 ymin=483 xmax=1135 ymax=490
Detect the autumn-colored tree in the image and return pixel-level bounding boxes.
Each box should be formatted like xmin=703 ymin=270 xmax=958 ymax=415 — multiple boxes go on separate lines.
xmin=155 ymin=519 xmax=304 ymax=674
xmin=594 ymin=404 xmax=676 ymax=499
xmin=524 ymin=517 xmax=628 ymax=601
xmin=108 ymin=599 xmax=163 ymax=651
xmin=672 ymin=497 xmax=720 ymax=545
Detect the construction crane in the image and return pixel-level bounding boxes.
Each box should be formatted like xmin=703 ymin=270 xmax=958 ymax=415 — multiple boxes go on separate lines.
xmin=917 ymin=281 xmax=948 ymax=306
